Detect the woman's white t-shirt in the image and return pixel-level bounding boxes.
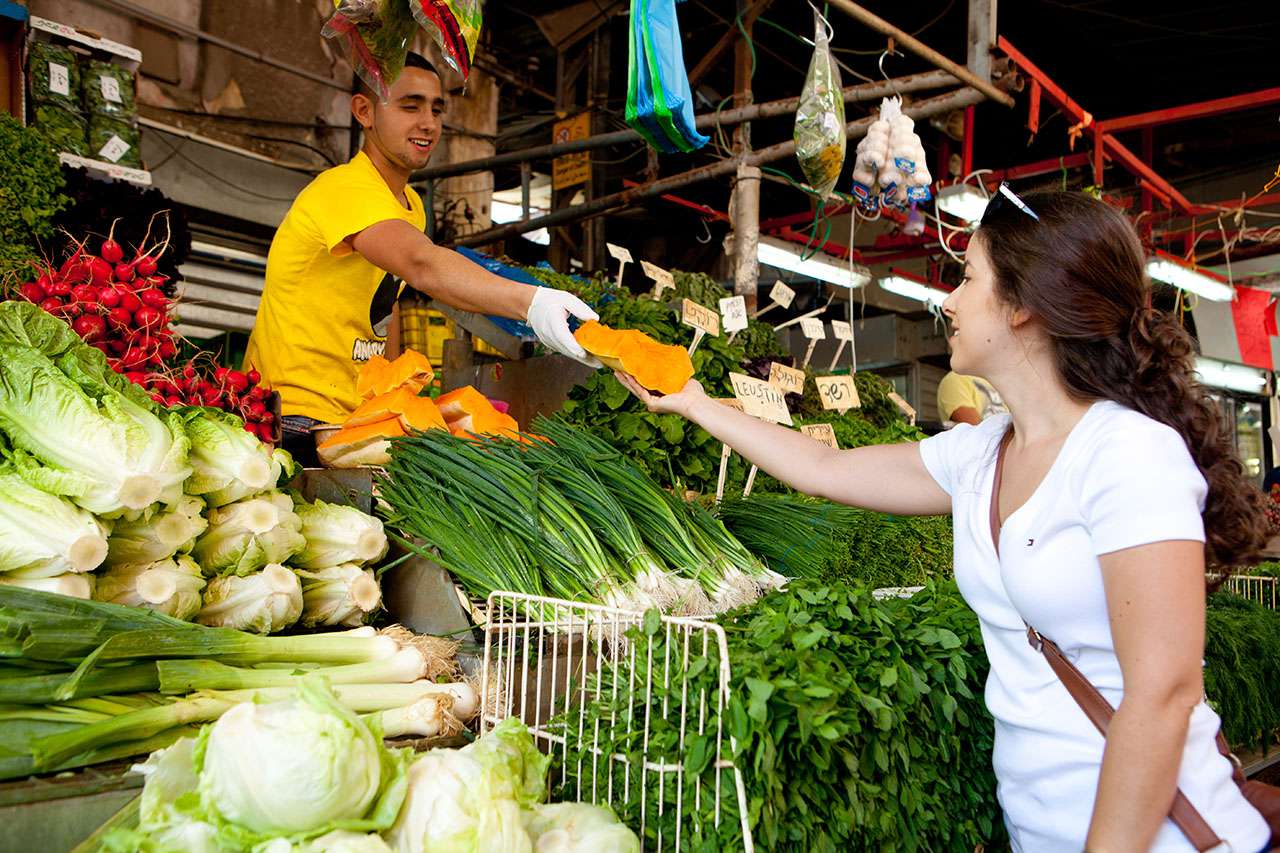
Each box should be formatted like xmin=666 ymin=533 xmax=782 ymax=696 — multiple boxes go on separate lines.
xmin=918 ymin=400 xmax=1269 ymax=852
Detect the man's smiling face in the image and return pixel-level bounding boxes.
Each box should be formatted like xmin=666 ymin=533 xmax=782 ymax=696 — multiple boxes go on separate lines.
xmin=355 ymin=66 xmax=445 ymax=173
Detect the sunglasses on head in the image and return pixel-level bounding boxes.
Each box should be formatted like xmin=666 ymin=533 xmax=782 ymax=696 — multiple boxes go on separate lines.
xmin=981 ymin=182 xmax=1040 ymax=225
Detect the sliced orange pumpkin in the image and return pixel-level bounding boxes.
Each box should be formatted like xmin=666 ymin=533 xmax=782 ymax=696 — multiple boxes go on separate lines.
xmin=435 ymin=386 xmax=490 ymax=423
xmin=355 ymin=349 xmax=435 ymax=401
xmin=573 ymin=321 xmax=693 ymax=395
xmin=346 ymin=387 xmax=448 ymax=433
xmin=316 ymin=416 xmax=407 ymax=467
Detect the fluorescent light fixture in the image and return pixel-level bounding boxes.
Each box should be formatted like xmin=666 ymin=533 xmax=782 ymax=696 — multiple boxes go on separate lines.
xmin=1193 ymin=357 xmax=1269 ymax=394
xmin=1146 ymin=253 xmax=1234 ymax=302
xmin=937 ymin=183 xmax=990 ymax=223
xmin=755 ymin=235 xmax=871 ymax=288
xmin=489 ymin=200 xmax=550 ymax=245
xmin=879 ymin=274 xmax=950 ymax=307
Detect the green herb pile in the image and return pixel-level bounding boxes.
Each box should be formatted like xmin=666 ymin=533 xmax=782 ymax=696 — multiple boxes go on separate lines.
xmin=82 ymin=59 xmax=137 ymax=117
xmin=1204 ymin=591 xmax=1280 ymax=752
xmin=0 ymin=115 xmax=69 ymax=280
xmin=719 ymin=492 xmax=952 ymax=587
xmin=552 ymin=580 xmax=1002 ymax=851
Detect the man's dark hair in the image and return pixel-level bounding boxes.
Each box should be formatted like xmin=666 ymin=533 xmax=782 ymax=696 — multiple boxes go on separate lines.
xmin=355 ymin=52 xmax=440 ymax=101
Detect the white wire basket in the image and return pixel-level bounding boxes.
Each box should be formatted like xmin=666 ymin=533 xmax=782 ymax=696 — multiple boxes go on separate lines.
xmin=1221 ymin=574 xmax=1278 ymax=609
xmin=478 ymin=591 xmax=755 ymax=852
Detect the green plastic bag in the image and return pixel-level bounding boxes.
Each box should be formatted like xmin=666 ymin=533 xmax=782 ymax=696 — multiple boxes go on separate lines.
xmin=89 ymin=116 xmax=141 ymax=168
xmin=33 ymin=102 xmax=87 ymax=156
xmin=794 ymin=7 xmax=845 ymax=198
xmin=625 ymin=0 xmax=708 ymax=154
xmin=27 ymin=42 xmax=81 ymax=111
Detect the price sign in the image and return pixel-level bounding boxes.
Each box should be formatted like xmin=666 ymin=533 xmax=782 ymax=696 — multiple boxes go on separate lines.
xmin=100 ymin=75 xmax=122 ymax=103
xmin=767 ymin=362 xmax=806 ymax=395
xmin=800 ymin=318 xmax=827 ymax=339
xmin=681 ymin=299 xmax=720 ymax=337
xmin=729 ymin=372 xmax=793 ymax=425
xmin=607 ymin=243 xmax=632 ymax=288
xmin=888 ymin=391 xmax=917 ymax=424
xmin=799 ymin=423 xmax=840 ymax=449
xmin=816 ymin=375 xmax=860 ymax=411
xmin=48 ymin=62 xmax=70 ymax=97
xmin=831 ymin=320 xmax=854 ymax=341
xmin=97 ymin=134 xmax=131 ymax=164
xmin=752 ymin=281 xmax=796 ymax=320
xmin=641 ymin=261 xmax=675 ymax=298
xmin=719 ymin=295 xmax=748 ymax=334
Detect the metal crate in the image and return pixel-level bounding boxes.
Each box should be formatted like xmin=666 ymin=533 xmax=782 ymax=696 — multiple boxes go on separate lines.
xmin=478 ymin=591 xmax=754 ymax=852
xmin=1222 ymin=574 xmax=1278 ymax=609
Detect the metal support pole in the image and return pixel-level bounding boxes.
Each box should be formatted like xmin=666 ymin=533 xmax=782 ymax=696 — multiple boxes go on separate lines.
xmin=520 ymin=162 xmax=531 ymax=220
xmin=452 ymin=87 xmax=989 ymax=248
xmin=412 ymin=70 xmax=961 ymax=182
xmin=966 ymin=0 xmax=995 ymax=82
xmin=731 ymin=0 xmax=759 ymax=310
xmin=826 ymin=0 xmax=1014 ymax=107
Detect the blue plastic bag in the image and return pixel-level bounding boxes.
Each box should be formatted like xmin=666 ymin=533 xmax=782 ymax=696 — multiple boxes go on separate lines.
xmin=626 ymin=0 xmax=708 ymax=153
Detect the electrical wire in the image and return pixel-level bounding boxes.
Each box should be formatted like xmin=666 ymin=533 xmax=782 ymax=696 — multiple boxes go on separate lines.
xmin=147 ymin=134 xmax=302 ymax=202
xmin=829 ymin=0 xmax=957 ymax=55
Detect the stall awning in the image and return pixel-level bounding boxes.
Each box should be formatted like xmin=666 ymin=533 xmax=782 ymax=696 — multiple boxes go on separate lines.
xmin=1192 ymin=284 xmax=1280 ymax=371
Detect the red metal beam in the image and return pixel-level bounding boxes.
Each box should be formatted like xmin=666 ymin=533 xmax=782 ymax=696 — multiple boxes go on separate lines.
xmin=982 ymin=152 xmax=1091 ymax=185
xmin=1097 ymin=87 xmax=1280 ymax=134
xmin=621 ymin=180 xmax=731 ymax=221
xmin=996 ymin=37 xmax=1196 ymax=215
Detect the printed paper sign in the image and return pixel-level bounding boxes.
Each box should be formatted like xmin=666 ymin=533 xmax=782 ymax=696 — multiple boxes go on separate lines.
xmin=719 ymin=295 xmax=748 ymax=333
xmin=769 ymin=281 xmax=796 ymax=309
xmin=100 ymin=75 xmax=122 ymax=103
xmin=98 ymin=135 xmax=131 ymax=164
xmin=831 ymin=319 xmax=854 ymax=341
xmin=681 ymin=299 xmax=720 ymax=336
xmin=800 ymin=317 xmax=827 ymax=340
xmin=607 ymin=243 xmax=632 ymax=264
xmin=816 ymin=375 xmax=860 ymax=411
xmin=887 ymin=391 xmax=916 ymax=423
xmin=800 ymin=423 xmax=839 ymax=449
xmin=49 ymin=62 xmax=70 ymax=97
xmin=767 ymin=362 xmax=806 ymax=395
xmin=729 ymin=372 xmax=793 ymax=425
xmin=642 ymin=261 xmax=676 ymax=297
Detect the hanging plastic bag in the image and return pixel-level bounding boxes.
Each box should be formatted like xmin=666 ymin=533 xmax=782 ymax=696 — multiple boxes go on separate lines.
xmin=408 ymin=0 xmax=482 ymax=82
xmin=794 ymin=6 xmax=845 ymax=199
xmin=323 ymin=0 xmax=419 ymax=102
xmin=625 ymin=0 xmax=708 ymax=154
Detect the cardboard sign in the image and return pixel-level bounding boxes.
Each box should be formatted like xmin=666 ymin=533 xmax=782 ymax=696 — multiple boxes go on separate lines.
xmin=719 ymin=295 xmax=748 ymax=333
xmin=831 ymin=320 xmax=854 ymax=341
xmin=552 ymin=113 xmax=591 ymax=190
xmin=607 ymin=243 xmax=633 ymax=264
xmin=98 ymin=135 xmax=131 ymax=164
xmin=99 ymin=75 xmax=122 ymax=103
xmin=769 ymin=281 xmax=796 ymax=309
xmin=767 ymin=362 xmax=806 ymax=395
xmin=888 ymin=391 xmax=917 ymax=424
xmin=681 ymin=299 xmax=720 ymax=336
xmin=642 ymin=261 xmax=676 ymax=298
xmin=816 ymin=375 xmax=860 ymax=411
xmin=800 ymin=423 xmax=840 ymax=449
xmin=48 ymin=62 xmax=70 ymax=97
xmin=800 ymin=317 xmax=827 ymax=339
xmin=729 ymin=372 xmax=793 ymax=425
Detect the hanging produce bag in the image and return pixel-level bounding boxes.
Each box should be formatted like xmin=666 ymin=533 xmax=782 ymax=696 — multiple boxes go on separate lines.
xmin=322 ymin=0 xmax=420 ymax=102
xmin=625 ymin=0 xmax=708 ymax=154
xmin=408 ymin=0 xmax=482 ymax=82
xmin=27 ymin=42 xmax=81 ymax=112
xmin=794 ymin=7 xmax=845 ymax=198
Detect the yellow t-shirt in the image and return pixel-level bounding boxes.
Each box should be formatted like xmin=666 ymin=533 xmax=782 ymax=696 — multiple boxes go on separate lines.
xmin=244 ymin=151 xmax=426 ymax=423
xmin=936 ymin=372 xmax=1007 ymax=422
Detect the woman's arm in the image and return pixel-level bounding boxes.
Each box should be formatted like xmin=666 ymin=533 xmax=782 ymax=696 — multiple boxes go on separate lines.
xmin=619 ymin=374 xmax=951 ymax=515
xmin=1086 ymin=539 xmax=1207 ymax=851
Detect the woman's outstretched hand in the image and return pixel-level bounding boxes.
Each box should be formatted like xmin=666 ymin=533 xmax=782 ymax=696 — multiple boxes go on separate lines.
xmin=614 ymin=372 xmax=707 ymax=418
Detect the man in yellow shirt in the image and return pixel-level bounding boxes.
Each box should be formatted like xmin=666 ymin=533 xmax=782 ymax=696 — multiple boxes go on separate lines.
xmin=246 ymin=53 xmax=598 ymax=459
xmin=936 ymin=371 xmax=1007 ymax=426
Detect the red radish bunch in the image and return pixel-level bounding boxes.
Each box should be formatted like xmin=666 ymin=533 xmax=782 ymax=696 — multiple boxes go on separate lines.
xmin=132 ymin=362 xmax=278 ymax=443
xmin=14 ymin=226 xmax=176 ymax=374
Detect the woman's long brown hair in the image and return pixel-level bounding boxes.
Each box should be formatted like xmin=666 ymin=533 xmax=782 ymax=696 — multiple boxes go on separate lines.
xmin=976 ymin=190 xmax=1268 ymax=572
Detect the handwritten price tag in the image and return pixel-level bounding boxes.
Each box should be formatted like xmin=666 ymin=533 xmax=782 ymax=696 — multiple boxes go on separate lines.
xmin=641 ymin=261 xmax=675 ymax=298
xmin=800 ymin=317 xmax=827 ymax=339
xmin=97 ymin=134 xmax=131 ymax=164
xmin=607 ymin=243 xmax=632 ymax=264
xmin=729 ymin=372 xmax=793 ymax=425
xmin=816 ymin=375 xmax=860 ymax=411
xmin=888 ymin=391 xmax=917 ymax=424
xmin=681 ymin=299 xmax=720 ymax=336
xmin=719 ymin=295 xmax=748 ymax=333
xmin=767 ymin=362 xmax=806 ymax=395
xmin=769 ymin=281 xmax=796 ymax=309
xmin=799 ymin=423 xmax=839 ymax=449
xmin=49 ymin=62 xmax=70 ymax=97
xmin=100 ymin=75 xmax=122 ymax=103
xmin=831 ymin=320 xmax=854 ymax=341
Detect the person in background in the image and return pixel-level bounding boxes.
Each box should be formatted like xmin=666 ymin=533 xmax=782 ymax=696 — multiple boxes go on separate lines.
xmin=245 ymin=53 xmax=598 ymax=463
xmin=937 ymin=369 xmax=1008 ymax=426
xmin=617 ymin=186 xmax=1270 ymax=851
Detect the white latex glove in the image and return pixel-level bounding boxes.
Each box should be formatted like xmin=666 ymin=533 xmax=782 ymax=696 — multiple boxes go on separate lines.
xmin=526 ymin=287 xmax=603 ymax=368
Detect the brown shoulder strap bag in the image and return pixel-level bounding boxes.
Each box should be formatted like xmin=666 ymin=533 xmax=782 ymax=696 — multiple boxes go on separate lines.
xmin=989 ymin=431 xmax=1280 ymax=851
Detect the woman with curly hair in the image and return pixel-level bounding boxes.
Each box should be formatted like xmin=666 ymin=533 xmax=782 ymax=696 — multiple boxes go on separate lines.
xmin=619 ymin=188 xmax=1270 ymax=851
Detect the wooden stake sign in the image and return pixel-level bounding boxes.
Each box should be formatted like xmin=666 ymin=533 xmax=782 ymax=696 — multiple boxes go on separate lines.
xmin=816 ymin=374 xmax=860 ymax=412
xmin=729 ymin=372 xmax=792 ymax=425
xmin=767 ymin=362 xmax=806 ymax=395
xmin=888 ymin=391 xmax=917 ymax=425
xmin=719 ymin=294 xmax=748 ymax=344
xmin=799 ymin=317 xmax=827 ymax=368
xmin=682 ymin=298 xmax=720 ymax=356
xmin=799 ymin=422 xmax=840 ymax=449
xmin=828 ymin=319 xmax=854 ymax=372
xmin=713 ymin=398 xmax=745 ymax=503
xmin=641 ymin=260 xmax=675 ymax=299
xmin=752 ymin=280 xmax=795 ymax=320
xmin=607 ymin=243 xmax=632 ymax=288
